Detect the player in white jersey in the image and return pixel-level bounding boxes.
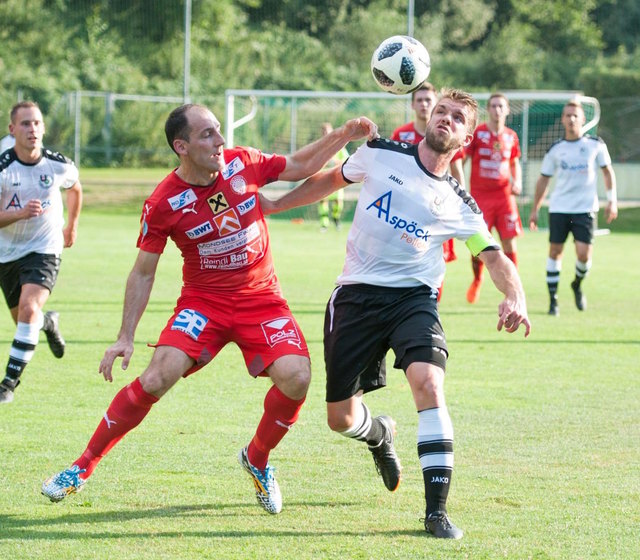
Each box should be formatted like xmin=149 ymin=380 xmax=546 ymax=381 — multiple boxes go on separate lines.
xmin=529 ymin=100 xmax=618 ymax=315
xmin=0 ymin=102 xmax=82 ymax=404
xmin=263 ymin=89 xmax=531 ymax=539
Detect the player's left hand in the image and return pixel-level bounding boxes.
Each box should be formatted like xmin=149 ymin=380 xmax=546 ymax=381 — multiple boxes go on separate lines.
xmin=605 ymin=202 xmax=618 ymax=223
xmin=62 ymin=225 xmax=77 ymax=247
xmin=259 ymin=192 xmax=277 ymax=216
xmin=497 ymin=299 xmax=531 ymax=337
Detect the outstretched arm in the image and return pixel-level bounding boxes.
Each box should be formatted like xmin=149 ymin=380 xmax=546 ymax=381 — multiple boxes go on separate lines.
xmin=99 ymin=249 xmax=161 ymax=382
xmin=279 ymin=117 xmax=378 ymax=182
xmin=262 ymin=166 xmax=347 ymax=216
xmin=479 ymin=249 xmax=531 ymax=337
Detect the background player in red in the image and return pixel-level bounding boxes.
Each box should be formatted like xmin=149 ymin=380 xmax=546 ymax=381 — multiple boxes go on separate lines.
xmin=463 ymin=92 xmax=522 ymax=304
xmin=41 ymin=104 xmax=378 ymax=513
xmin=391 ymin=83 xmax=465 ymax=299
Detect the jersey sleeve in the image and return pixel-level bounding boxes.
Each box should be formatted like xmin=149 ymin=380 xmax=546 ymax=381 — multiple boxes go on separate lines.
xmin=455 ymin=198 xmax=500 ymax=256
xmin=390 ymin=128 xmax=401 ymax=141
xmin=341 ymin=142 xmax=370 ymax=184
xmin=61 ymin=163 xmax=79 ymax=189
xmin=511 ymin=132 xmax=522 ymax=160
xmin=596 ymin=139 xmax=612 ymax=168
xmin=241 ymin=146 xmax=287 ymax=186
xmin=539 ymin=147 xmax=557 ymax=177
xmin=136 ymin=200 xmax=169 ymax=254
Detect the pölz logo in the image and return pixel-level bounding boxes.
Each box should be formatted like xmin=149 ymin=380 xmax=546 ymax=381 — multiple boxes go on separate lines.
xmin=185 ymin=221 xmax=213 ymax=239
xmin=430 ymin=476 xmax=449 ymax=484
xmin=388 ymin=174 xmax=403 ymax=185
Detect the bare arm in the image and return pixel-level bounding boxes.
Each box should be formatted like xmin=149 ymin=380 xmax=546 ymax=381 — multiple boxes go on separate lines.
xmin=262 ymin=166 xmax=348 ymax=216
xmin=510 ymin=157 xmax=522 ymax=195
xmin=0 ymin=199 xmax=43 ymax=228
xmin=602 ymin=165 xmax=618 ymax=224
xmin=63 ymin=181 xmax=82 ymax=247
xmin=479 ymin=249 xmax=531 ymax=337
xmin=99 ymin=249 xmax=161 ymax=381
xmin=278 ymin=117 xmax=378 ymax=182
xmin=529 ymin=175 xmax=551 ymax=231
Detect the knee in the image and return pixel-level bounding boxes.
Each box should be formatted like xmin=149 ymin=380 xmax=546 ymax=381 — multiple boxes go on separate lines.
xmin=327 ymin=413 xmax=350 ymax=433
xmin=277 ymin=367 xmax=311 ymax=401
xmin=138 ymin=369 xmax=170 ymax=397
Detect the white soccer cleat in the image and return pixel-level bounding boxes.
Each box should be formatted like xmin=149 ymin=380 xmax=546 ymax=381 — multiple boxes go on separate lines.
xmin=238 ymin=447 xmax=282 ymax=514
xmin=41 ymin=465 xmax=86 ymax=502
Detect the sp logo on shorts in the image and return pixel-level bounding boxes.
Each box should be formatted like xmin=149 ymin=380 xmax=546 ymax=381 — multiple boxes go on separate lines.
xmin=261 ymin=317 xmax=301 ymax=348
xmin=171 ymin=309 xmax=209 ymax=340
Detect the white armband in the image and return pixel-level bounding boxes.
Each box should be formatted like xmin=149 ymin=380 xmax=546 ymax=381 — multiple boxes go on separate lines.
xmin=606 ymin=189 xmax=617 ymax=204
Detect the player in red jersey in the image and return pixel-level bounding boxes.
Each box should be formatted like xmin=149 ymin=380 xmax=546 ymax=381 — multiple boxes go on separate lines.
xmin=390 ymin=83 xmax=465 ymax=299
xmin=41 ymin=104 xmax=378 ymax=513
xmin=463 ymin=93 xmax=523 ymax=303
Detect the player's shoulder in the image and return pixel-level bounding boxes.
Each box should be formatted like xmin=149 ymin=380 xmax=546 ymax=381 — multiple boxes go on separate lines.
xmin=366 ymin=137 xmax=418 ymax=155
xmin=448 ymin=177 xmax=482 ymax=214
xmin=583 ymin=134 xmax=606 ymax=145
xmin=42 ymin=148 xmax=75 ymax=166
xmin=545 ymin=138 xmax=565 ymax=154
xmin=0 ymin=148 xmax=17 ymax=172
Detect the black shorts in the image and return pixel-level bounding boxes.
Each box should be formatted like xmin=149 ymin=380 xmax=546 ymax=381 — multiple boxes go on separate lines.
xmin=324 ymin=283 xmax=448 ymax=403
xmin=0 ymin=253 xmax=61 ymax=309
xmin=549 ymin=212 xmax=595 ymax=245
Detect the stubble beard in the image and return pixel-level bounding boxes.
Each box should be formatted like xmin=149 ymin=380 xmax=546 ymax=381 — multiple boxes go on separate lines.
xmin=424 ymin=128 xmax=461 ymax=155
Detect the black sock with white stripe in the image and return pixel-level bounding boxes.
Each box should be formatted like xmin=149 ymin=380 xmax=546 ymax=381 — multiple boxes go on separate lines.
xmin=2 ymin=321 xmax=40 ymax=390
xmin=418 ymin=407 xmax=454 ymax=515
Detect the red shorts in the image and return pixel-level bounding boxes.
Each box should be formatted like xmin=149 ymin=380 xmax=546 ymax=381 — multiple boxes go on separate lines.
xmin=474 ymin=194 xmax=523 ymax=240
xmin=154 ymin=290 xmax=309 ymax=378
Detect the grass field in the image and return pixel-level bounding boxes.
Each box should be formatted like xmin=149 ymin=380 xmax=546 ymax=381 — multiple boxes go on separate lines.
xmin=0 ymin=210 xmax=638 ymax=559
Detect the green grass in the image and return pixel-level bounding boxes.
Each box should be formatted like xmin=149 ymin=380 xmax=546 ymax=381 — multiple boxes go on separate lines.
xmin=0 ymin=211 xmax=638 ymax=559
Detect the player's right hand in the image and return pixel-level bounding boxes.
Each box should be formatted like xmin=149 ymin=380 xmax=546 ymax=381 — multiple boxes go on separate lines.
xmin=528 ymin=209 xmax=538 ymax=231
xmin=99 ymin=339 xmax=134 ymax=382
xmin=23 ymin=199 xmax=43 ymax=219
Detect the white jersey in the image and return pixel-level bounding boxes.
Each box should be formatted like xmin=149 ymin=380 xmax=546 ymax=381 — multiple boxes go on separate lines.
xmin=0 ymin=148 xmax=79 ymax=262
xmin=540 ymin=135 xmax=612 ymax=213
xmin=339 ymin=139 xmax=498 ymax=289
xmin=0 ymin=135 xmax=15 ymax=153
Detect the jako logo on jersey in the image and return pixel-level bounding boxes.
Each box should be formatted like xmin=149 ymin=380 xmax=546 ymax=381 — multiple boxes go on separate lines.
xmin=185 ymin=221 xmax=213 ymax=239
xmin=366 ymin=191 xmax=430 ymax=240
xmin=388 ymin=174 xmax=403 ymax=185
xmin=261 ymin=317 xmax=302 ymax=348
xmin=168 ymin=188 xmax=197 ymax=211
xmin=213 ymin=208 xmax=241 ymax=236
xmin=230 ymin=175 xmax=247 ymax=195
xmin=221 ymin=156 xmax=245 ymax=180
xmin=39 ymin=174 xmax=53 ymax=188
xmin=170 ymin=309 xmax=209 ymax=340
xmin=6 ymin=193 xmax=21 ymax=209
xmin=207 ymin=192 xmax=229 ymax=215
xmin=237 ymin=195 xmax=256 ymax=216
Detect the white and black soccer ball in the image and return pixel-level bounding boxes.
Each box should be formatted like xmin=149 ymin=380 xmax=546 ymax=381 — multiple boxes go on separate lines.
xmin=370 ymin=35 xmax=431 ymax=95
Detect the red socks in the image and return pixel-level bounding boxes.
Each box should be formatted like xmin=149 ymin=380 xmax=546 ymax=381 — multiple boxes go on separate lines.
xmin=504 ymin=251 xmax=518 ymax=267
xmin=74 ymin=377 xmax=158 ymax=478
xmin=471 ymin=255 xmax=484 ymax=281
xmin=247 ymin=385 xmax=305 ymax=470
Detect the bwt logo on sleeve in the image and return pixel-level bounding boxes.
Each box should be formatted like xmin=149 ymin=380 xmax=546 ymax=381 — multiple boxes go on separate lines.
xmin=261 ymin=317 xmax=302 ymax=348
xmin=170 ymin=309 xmax=209 ymax=340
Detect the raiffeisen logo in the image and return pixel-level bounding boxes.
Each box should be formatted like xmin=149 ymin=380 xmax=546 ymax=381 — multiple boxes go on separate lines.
xmin=366 ymin=191 xmax=430 ymax=240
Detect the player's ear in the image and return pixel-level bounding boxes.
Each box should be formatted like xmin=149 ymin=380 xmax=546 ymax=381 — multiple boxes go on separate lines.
xmin=462 ymin=131 xmax=473 ymax=147
xmin=173 ymin=138 xmax=188 ymax=155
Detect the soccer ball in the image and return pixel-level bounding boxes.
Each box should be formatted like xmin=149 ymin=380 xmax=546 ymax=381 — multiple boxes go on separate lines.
xmin=370 ymin=36 xmax=431 ymax=95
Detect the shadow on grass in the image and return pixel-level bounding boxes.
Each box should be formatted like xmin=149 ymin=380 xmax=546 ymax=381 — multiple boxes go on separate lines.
xmin=0 ymin=501 xmax=438 ymax=541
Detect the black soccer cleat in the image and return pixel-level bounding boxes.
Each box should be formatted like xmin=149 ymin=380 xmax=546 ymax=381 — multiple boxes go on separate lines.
xmin=0 ymin=377 xmax=19 ymax=404
xmin=570 ymin=280 xmax=587 ymax=311
xmin=43 ymin=311 xmax=65 ymax=358
xmin=424 ymin=510 xmax=463 ymax=539
xmin=548 ymin=296 xmax=559 ymax=316
xmin=368 ymin=415 xmax=402 ymax=492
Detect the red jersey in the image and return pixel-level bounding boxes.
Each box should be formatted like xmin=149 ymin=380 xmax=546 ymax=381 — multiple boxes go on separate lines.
xmin=390 ymin=122 xmax=463 ymax=161
xmin=137 ymin=147 xmax=286 ymax=295
xmin=466 ymin=123 xmax=521 ymax=196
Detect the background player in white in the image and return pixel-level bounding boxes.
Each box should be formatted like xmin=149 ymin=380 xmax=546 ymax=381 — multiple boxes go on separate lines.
xmin=0 ymin=101 xmax=82 ymax=404
xmin=0 ymin=133 xmax=15 ymax=153
xmin=41 ymin=104 xmax=377 ymax=513
xmin=529 ymin=99 xmax=617 ymax=315
xmin=263 ymin=89 xmax=531 ymax=539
